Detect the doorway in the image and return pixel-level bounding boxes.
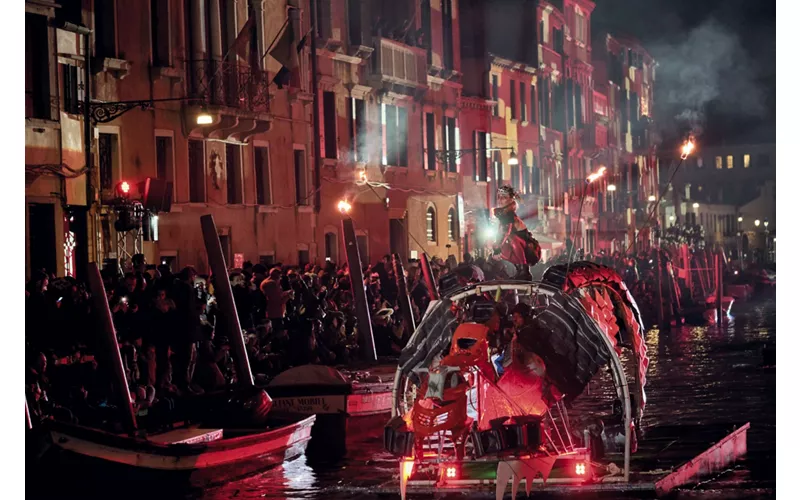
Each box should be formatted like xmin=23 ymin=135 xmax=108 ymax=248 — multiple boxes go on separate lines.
xmin=29 ymin=203 xmax=56 ymax=276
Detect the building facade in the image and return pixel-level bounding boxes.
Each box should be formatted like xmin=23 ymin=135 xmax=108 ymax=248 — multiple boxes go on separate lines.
xmin=25 ymin=0 xmax=664 ymax=279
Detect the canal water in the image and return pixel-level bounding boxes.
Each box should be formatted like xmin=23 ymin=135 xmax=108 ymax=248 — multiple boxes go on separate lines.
xmin=202 ymin=294 xmax=776 ymax=499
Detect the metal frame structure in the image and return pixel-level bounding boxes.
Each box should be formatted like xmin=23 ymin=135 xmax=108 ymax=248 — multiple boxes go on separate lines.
xmin=427 ymin=146 xmax=518 ymax=164
xmin=392 ymin=281 xmax=633 ymax=481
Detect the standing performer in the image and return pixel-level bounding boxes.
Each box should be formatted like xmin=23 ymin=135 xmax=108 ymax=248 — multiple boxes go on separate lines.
xmin=490 ymin=186 xmax=542 ymax=280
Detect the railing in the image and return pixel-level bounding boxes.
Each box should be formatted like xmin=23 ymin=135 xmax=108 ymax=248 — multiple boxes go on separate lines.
xmin=372 ymin=37 xmax=427 ymax=88
xmin=186 ymin=59 xmax=270 ymax=113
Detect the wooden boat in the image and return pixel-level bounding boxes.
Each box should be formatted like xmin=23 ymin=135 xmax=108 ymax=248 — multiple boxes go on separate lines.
xmin=267 ymin=365 xmax=394 ymax=455
xmin=45 ymin=414 xmax=315 ymax=487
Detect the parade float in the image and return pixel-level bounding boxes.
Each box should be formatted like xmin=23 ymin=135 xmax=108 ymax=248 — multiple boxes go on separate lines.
xmin=383 ymin=264 xmax=749 ymax=499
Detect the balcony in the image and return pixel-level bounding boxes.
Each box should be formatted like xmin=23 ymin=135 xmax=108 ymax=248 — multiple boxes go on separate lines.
xmin=538 ymin=44 xmax=563 ymax=73
xmin=184 ymin=59 xmax=271 ymax=141
xmin=369 ymin=37 xmax=427 ymax=96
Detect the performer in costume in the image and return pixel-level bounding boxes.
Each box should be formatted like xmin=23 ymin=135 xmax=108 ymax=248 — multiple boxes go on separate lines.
xmin=490 ymin=186 xmax=542 ymax=280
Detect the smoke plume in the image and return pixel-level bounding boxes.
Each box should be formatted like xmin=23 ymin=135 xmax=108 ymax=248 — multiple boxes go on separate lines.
xmin=650 ymin=19 xmax=766 ymax=138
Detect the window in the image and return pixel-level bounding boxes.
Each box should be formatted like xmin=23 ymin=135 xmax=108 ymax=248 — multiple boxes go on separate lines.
xmin=98 ymin=133 xmax=119 ymax=191
xmin=492 ymin=74 xmax=499 ymax=117
xmin=553 ymin=27 xmax=564 ymax=54
xmin=531 ymin=84 xmax=537 ymax=125
xmin=324 ymin=232 xmax=338 ymax=262
xmin=356 ymin=234 xmax=369 ymax=263
xmin=259 ymin=254 xmax=275 ymax=267
xmin=509 ymin=79 xmax=517 ymax=120
xmin=25 ymin=13 xmax=51 ymax=119
xmin=531 ymin=156 xmax=540 ymax=195
xmin=421 ymin=0 xmax=432 ymax=64
xmin=743 ymin=154 xmax=750 ymax=169
xmin=155 ymin=135 xmax=174 ymax=186
xmin=442 ymin=0 xmax=454 ymax=70
xmin=254 ymin=146 xmax=272 ymax=205
xmin=348 ymin=97 xmax=367 ymax=162
xmin=522 ymin=154 xmax=530 ymax=195
xmin=520 ymin=81 xmax=527 ymax=122
xmin=697 ymin=157 xmax=704 ymax=168
xmin=323 ymin=91 xmax=337 ymax=159
xmin=348 ymin=0 xmax=364 ymax=46
xmin=226 ymin=144 xmax=242 ymax=204
xmin=62 ymin=64 xmax=80 ymax=115
xmin=538 ymin=20 xmax=545 ymax=44
xmin=493 ymin=152 xmax=503 ymax=184
xmin=447 ymin=208 xmax=457 ymax=241
xmin=727 ymin=155 xmax=734 ymax=169
xmin=425 ymin=112 xmax=436 ymax=170
xmin=188 ymin=139 xmax=206 ymax=202
xmin=95 ymin=0 xmax=118 ymax=59
xmin=444 ymin=117 xmax=457 ymax=173
xmin=381 ymin=104 xmax=408 ymax=166
xmin=315 ymin=0 xmax=332 ymax=40
xmin=426 ymin=207 xmax=437 ymax=242
xmin=475 ymin=132 xmax=489 ymax=182
xmin=151 ymin=0 xmax=171 ymax=66
xmin=294 ymin=149 xmax=309 ymax=205
xmin=715 ymin=156 xmax=722 ymax=169
xmin=575 ymin=11 xmax=586 ymax=43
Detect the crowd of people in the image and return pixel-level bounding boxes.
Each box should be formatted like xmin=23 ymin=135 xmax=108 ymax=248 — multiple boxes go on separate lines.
xmin=25 ymin=252 xmax=470 ymax=428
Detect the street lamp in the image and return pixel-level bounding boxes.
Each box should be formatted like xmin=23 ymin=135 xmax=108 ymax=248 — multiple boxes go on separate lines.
xmin=337 ymin=199 xmax=352 ymax=215
xmin=754 ymin=219 xmax=761 ymax=227
xmin=693 ymin=202 xmax=700 ymax=209
xmin=196 ymin=111 xmax=213 ymax=125
xmin=607 ymin=184 xmax=617 ymax=192
xmin=648 ymin=195 xmax=656 ymax=202
xmin=738 ymin=216 xmax=743 ymax=222
xmin=508 ymin=149 xmax=519 ymax=166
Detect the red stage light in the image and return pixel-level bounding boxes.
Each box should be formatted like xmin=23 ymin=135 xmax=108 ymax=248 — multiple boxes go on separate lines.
xmin=575 ymin=462 xmax=586 ymax=476
xmin=446 ymin=466 xmax=457 ymax=478
xmin=120 ymin=181 xmax=130 ymax=194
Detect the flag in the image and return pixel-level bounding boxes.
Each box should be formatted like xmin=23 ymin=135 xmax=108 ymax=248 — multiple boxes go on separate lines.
xmin=270 ymin=26 xmax=312 ymax=89
xmin=229 ymin=14 xmax=258 ymax=67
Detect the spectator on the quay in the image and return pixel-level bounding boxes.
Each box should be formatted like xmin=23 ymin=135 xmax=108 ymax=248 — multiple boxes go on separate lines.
xmin=261 ymin=267 xmax=293 ymax=332
xmin=172 ymin=266 xmax=204 ymax=395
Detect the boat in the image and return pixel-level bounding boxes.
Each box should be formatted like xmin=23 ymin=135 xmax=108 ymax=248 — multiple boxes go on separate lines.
xmin=267 ymin=364 xmax=394 ymax=454
xmin=383 ymin=262 xmax=749 ymax=499
xmin=45 ymin=411 xmax=315 ymax=487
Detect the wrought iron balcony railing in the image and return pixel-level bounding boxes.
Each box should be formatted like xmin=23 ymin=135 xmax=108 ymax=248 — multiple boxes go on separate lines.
xmin=186 ymin=59 xmax=270 ymax=113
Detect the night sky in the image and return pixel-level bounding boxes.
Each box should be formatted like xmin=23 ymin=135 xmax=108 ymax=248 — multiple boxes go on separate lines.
xmin=591 ymin=0 xmax=776 ymax=147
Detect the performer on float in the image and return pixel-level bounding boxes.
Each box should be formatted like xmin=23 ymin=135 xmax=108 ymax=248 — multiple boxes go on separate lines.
xmin=490 ymin=185 xmax=542 ymax=280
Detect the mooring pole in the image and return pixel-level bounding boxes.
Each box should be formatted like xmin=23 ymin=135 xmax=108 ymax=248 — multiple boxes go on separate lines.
xmin=419 ymin=253 xmax=439 ymax=301
xmin=714 ymin=253 xmax=722 ymax=325
xmin=342 ymin=218 xmax=377 ymax=362
xmin=25 ymin=399 xmax=32 ymax=430
xmin=393 ymin=254 xmax=417 ymax=336
xmin=656 ymin=250 xmax=665 ymax=328
xmin=200 ymin=215 xmax=254 ymax=386
xmin=86 ymin=262 xmax=138 ymax=434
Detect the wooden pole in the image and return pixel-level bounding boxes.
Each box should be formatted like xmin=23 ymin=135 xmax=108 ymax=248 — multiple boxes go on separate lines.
xmin=419 ymin=253 xmax=439 ymax=301
xmin=715 ymin=253 xmax=724 ymax=323
xmin=200 ymin=215 xmax=254 ymax=386
xmin=86 ymin=262 xmax=138 ymax=434
xmin=342 ymin=218 xmax=377 ymax=361
xmin=393 ymin=254 xmax=417 ymax=336
xmin=656 ymin=250 xmax=665 ymax=328
xmin=25 ymin=399 xmax=32 ymax=430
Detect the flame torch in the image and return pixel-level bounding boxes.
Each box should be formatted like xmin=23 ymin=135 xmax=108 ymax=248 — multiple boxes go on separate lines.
xmin=680 ymin=137 xmax=695 ymax=160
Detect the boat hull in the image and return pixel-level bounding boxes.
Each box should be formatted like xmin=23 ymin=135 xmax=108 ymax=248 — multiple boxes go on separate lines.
xmin=44 ymin=416 xmax=315 ymax=488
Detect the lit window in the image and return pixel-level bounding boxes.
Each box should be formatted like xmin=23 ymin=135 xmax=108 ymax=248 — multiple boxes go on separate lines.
xmin=743 ymin=154 xmax=750 ymax=169
xmin=715 ymin=156 xmax=722 ymax=169
xmin=426 ymin=207 xmax=437 ymax=242
xmin=726 ymin=155 xmax=733 ymax=169
xmin=448 ymin=208 xmax=457 ymax=241
xmin=696 ymin=158 xmax=703 ymax=168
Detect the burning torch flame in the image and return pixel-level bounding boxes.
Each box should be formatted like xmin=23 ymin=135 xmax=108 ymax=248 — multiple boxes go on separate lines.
xmin=337 ymin=199 xmax=352 ymax=214
xmin=680 ymin=138 xmax=695 ymax=160
xmin=586 ymin=166 xmax=606 ymax=184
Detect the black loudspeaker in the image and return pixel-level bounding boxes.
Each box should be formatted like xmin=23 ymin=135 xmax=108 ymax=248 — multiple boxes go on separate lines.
xmin=140 ymin=178 xmax=173 ymax=213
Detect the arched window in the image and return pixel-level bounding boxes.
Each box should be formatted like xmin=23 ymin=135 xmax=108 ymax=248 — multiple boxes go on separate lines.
xmin=448 ymin=208 xmax=457 ymax=241
xmin=426 ymin=206 xmax=437 ymax=242
xmin=324 ymin=232 xmax=338 ymax=263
